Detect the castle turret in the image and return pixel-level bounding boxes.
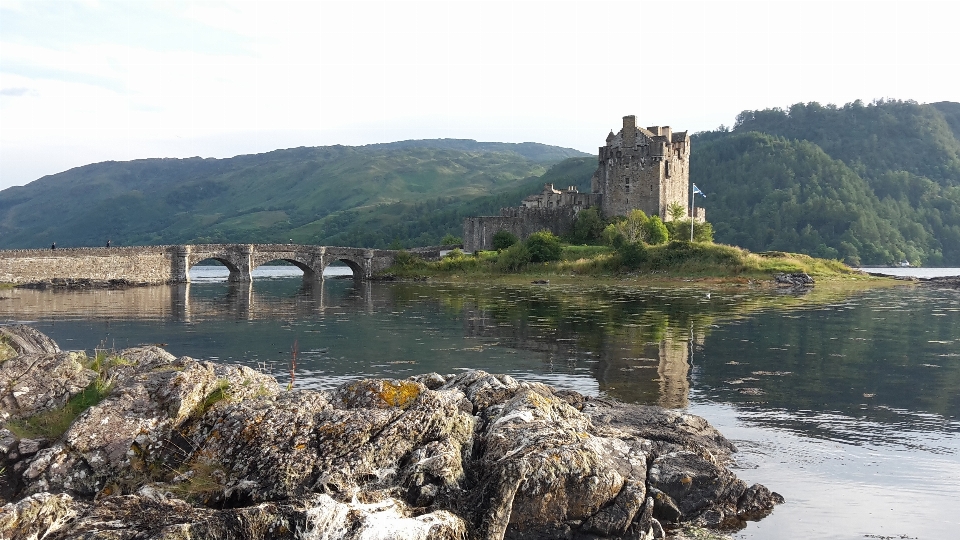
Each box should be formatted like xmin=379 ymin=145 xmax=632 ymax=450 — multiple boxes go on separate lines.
xmin=592 ymin=116 xmax=691 ymax=220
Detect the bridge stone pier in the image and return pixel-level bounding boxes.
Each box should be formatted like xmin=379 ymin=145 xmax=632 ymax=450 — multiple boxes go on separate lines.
xmin=0 ymin=243 xmax=433 ymax=286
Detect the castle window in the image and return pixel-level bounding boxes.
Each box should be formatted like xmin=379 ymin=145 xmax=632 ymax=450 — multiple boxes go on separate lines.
xmin=665 ymin=161 xmax=672 ymax=178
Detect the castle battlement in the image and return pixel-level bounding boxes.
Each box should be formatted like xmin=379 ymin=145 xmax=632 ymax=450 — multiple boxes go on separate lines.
xmin=463 ymin=115 xmax=695 ymax=252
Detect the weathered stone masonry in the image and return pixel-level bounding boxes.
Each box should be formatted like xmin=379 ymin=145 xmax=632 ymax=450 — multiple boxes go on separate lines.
xmin=464 ymin=115 xmax=703 ymax=252
xmin=0 ymin=244 xmax=412 ymax=285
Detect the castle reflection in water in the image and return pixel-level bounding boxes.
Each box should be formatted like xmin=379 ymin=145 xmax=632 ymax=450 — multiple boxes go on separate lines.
xmin=0 ymin=279 xmax=707 ymax=407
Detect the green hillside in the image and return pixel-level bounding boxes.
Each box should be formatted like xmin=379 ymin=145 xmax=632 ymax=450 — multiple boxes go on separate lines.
xmin=5 ymin=100 xmax=960 ymax=265
xmin=697 ymin=99 xmax=960 ymax=265
xmin=0 ymin=140 xmax=590 ymax=249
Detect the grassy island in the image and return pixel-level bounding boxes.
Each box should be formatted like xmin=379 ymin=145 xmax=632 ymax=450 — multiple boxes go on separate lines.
xmin=381 ymin=235 xmax=866 ymax=286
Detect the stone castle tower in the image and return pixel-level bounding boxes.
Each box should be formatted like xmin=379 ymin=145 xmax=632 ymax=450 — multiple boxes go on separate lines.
xmin=591 ymin=115 xmax=691 ymax=219
xmin=463 ymin=115 xmax=697 ymax=252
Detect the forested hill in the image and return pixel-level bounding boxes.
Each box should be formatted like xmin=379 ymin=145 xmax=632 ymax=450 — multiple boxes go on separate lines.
xmin=0 ymin=140 xmax=591 ymax=249
xmin=4 ymin=100 xmax=960 ymax=265
xmin=694 ymin=100 xmax=960 ymax=265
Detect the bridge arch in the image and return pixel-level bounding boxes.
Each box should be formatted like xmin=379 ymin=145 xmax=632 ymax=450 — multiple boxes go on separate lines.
xmin=322 ymin=258 xmax=364 ymax=279
xmin=251 ymin=257 xmax=319 ymax=281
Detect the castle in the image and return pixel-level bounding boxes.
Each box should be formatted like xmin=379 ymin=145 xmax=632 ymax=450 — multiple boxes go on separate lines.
xmin=463 ymin=115 xmax=703 ymax=252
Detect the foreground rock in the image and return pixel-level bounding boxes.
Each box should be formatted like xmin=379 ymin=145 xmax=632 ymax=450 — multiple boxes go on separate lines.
xmin=0 ymin=326 xmax=782 ymax=539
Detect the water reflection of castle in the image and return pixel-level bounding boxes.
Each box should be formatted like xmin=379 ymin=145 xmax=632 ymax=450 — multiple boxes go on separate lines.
xmin=3 ymin=284 xmax=699 ymax=408
xmin=463 ymin=306 xmax=697 ymax=407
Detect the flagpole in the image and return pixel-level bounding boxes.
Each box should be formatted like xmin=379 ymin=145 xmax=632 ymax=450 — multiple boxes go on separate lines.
xmin=690 ymin=183 xmax=695 ymax=242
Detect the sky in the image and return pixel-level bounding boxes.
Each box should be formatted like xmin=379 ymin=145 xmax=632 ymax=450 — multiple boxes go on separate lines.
xmin=1 ymin=0 xmax=958 ymax=189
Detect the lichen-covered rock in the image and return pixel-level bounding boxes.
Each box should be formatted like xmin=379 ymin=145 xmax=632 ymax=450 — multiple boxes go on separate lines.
xmin=2 ymin=327 xmax=782 ymax=540
xmin=0 ymin=352 xmax=95 ymax=423
xmin=17 ymin=348 xmax=280 ymax=497
xmin=187 ymin=378 xmax=475 ymax=506
xmin=470 ymin=389 xmax=646 ymax=539
xmin=0 ymin=492 xmax=81 ymax=540
xmin=0 ymin=325 xmax=61 ymax=357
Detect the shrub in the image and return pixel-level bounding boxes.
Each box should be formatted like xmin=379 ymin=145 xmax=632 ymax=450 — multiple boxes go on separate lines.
xmin=602 ymin=224 xmax=625 ymax=247
xmin=569 ymin=207 xmax=605 ymax=244
xmin=525 ymin=230 xmax=563 ymax=262
xmin=391 ymin=250 xmax=426 ymax=270
xmin=496 ymin=242 xmax=532 ymax=272
xmin=437 ymin=249 xmax=480 ymax=272
xmin=492 ymin=230 xmax=519 ymax=251
xmin=645 ymin=216 xmax=669 ymax=245
xmin=618 ymin=241 xmax=648 ymax=268
xmin=440 ymin=233 xmax=462 ymax=246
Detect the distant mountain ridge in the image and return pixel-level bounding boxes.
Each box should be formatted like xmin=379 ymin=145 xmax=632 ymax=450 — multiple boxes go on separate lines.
xmin=0 ymin=139 xmax=590 ymax=249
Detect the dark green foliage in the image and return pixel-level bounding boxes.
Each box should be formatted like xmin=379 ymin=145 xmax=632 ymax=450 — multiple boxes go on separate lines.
xmin=706 ymin=99 xmax=960 ymax=264
xmin=617 ymin=241 xmax=648 ymax=268
xmin=644 ymin=216 xmax=669 ymax=245
xmin=496 ymin=242 xmax=532 ymax=272
xmin=666 ymin=220 xmax=714 ymax=243
xmin=694 ymin=130 xmax=922 ymax=264
xmin=569 ymin=207 xmax=605 ymax=244
xmin=391 ymin=250 xmax=427 ymax=270
xmin=492 ymin=230 xmax=519 ymax=251
xmin=524 ymin=231 xmax=562 ymax=262
xmin=646 ymin=241 xmax=745 ymax=271
xmin=440 ymin=233 xmax=462 ymax=246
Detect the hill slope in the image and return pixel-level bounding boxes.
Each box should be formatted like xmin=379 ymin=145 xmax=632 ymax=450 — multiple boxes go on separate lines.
xmin=695 ymin=99 xmax=960 ymax=265
xmin=0 ymin=140 xmax=590 ymax=249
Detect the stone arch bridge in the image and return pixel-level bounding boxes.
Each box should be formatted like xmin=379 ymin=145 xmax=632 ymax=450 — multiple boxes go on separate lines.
xmin=0 ymin=244 xmax=449 ymax=285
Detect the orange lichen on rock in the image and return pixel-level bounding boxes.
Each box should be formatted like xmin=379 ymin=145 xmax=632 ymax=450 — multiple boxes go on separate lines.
xmin=336 ymin=379 xmax=424 ymax=410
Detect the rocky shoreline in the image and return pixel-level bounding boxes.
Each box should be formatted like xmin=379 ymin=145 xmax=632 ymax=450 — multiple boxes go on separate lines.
xmin=0 ymin=325 xmax=782 ymax=540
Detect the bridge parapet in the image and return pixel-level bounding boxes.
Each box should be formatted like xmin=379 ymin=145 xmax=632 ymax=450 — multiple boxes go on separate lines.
xmin=0 ymin=243 xmax=447 ymax=285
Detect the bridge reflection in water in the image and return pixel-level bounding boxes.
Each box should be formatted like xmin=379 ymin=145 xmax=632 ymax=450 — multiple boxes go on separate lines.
xmin=0 ymin=280 xmax=703 ymax=407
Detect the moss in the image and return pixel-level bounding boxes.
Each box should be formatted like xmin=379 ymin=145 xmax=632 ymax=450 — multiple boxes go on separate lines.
xmin=0 ymin=337 xmax=15 ymax=363
xmin=195 ymin=380 xmax=231 ymax=417
xmin=6 ymin=376 xmax=113 ymax=440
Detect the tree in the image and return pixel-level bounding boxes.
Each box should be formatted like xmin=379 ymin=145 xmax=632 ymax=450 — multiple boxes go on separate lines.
xmin=668 ymin=201 xmax=686 ymax=222
xmin=645 ymin=216 xmax=669 ymax=245
xmin=525 ymin=230 xmax=562 ymax=262
xmin=440 ymin=233 xmax=462 ymax=246
xmin=569 ymin=207 xmax=605 ymax=244
xmin=492 ymin=230 xmax=518 ymax=251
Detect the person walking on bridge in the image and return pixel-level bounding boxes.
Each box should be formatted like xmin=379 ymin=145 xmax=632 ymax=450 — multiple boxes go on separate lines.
xmin=51 ymin=242 xmax=56 ymax=250
xmin=106 ymin=240 xmax=111 ymax=247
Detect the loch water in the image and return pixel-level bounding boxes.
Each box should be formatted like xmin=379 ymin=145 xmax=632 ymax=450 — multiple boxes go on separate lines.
xmin=1 ymin=266 xmax=958 ymax=539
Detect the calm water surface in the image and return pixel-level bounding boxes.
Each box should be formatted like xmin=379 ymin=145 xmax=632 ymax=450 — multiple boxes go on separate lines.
xmin=1 ymin=266 xmax=958 ymax=539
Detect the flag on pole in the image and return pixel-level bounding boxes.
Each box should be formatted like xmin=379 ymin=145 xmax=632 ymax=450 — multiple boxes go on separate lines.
xmin=692 ymin=183 xmax=705 ymax=197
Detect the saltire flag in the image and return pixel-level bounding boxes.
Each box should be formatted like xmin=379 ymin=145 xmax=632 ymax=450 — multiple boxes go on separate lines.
xmin=692 ymin=183 xmax=706 ymax=197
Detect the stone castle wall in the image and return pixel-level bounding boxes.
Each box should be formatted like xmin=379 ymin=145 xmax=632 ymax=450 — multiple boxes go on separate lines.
xmin=591 ymin=116 xmax=690 ymax=219
xmin=464 ymin=207 xmax=579 ymax=252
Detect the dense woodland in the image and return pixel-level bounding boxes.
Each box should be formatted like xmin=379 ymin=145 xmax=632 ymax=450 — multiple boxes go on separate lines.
xmin=695 ymin=100 xmax=960 ymax=265
xmin=3 ymin=100 xmax=960 ymax=265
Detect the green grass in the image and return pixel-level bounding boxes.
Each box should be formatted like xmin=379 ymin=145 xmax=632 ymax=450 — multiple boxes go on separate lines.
xmin=6 ymin=376 xmax=112 ymax=440
xmin=5 ymin=351 xmax=123 ymax=440
xmin=380 ymin=241 xmax=858 ymax=282
xmin=195 ymin=380 xmax=231 ymax=417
